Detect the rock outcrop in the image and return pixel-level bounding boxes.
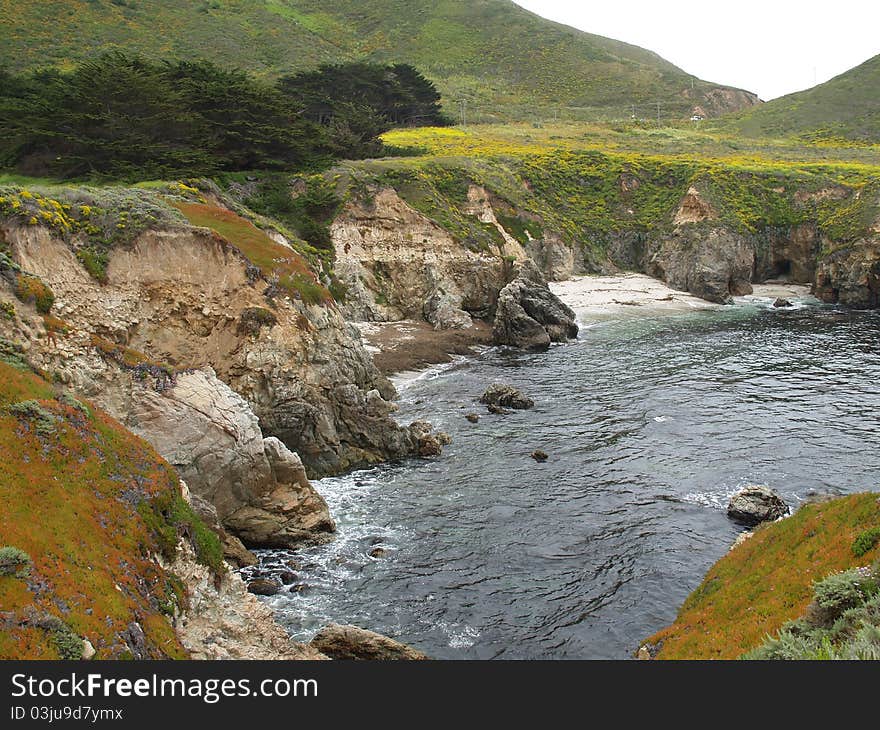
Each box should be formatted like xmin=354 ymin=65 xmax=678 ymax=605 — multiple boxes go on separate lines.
xmin=814 ymin=242 xmax=880 ymax=308
xmin=168 ymin=543 xmax=326 ymax=661
xmin=492 ymin=262 xmax=578 ymax=349
xmin=331 ymin=188 xmax=507 ymax=326
xmin=309 ymin=624 xmax=428 ymax=661
xmin=480 ymin=384 xmax=534 ymax=410
xmin=2 ymin=221 xmax=432 ymax=479
xmin=727 ymin=485 xmax=789 ymax=526
xmin=125 ymin=368 xmax=334 ymax=549
xmin=644 ymin=226 xmax=755 ymax=304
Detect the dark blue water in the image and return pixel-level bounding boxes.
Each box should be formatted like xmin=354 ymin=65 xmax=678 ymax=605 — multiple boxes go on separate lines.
xmin=246 ymin=297 xmax=880 ymax=658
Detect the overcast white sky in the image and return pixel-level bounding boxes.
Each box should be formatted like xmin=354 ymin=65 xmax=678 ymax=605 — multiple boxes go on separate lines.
xmin=513 ymin=1 xmax=880 ymax=100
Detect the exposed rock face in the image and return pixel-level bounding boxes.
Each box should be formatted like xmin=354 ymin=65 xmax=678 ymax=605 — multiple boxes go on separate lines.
xmin=645 ymin=226 xmax=754 ymax=304
xmin=3 ymin=221 xmax=430 ymax=479
xmin=727 ymin=485 xmax=789 ymax=526
xmin=524 ymin=234 xmax=582 ymax=281
xmin=493 ymin=261 xmax=579 ymax=349
xmin=755 ymin=224 xmax=820 ymax=283
xmin=480 ymin=384 xmax=534 ymax=410
xmin=167 ymin=543 xmax=326 ymax=661
xmin=684 ymin=87 xmax=761 ymax=117
xmin=123 ymin=368 xmax=334 ymax=549
xmin=673 ymin=186 xmax=716 ymax=226
xmin=331 ymin=188 xmax=506 ymax=325
xmin=310 ymin=624 xmax=428 ymax=661
xmin=814 ymin=242 xmax=880 ymax=307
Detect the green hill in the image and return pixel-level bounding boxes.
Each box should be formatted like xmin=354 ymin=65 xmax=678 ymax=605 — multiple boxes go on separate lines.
xmin=720 ymin=54 xmax=880 ymax=143
xmin=0 ymin=0 xmax=758 ymax=121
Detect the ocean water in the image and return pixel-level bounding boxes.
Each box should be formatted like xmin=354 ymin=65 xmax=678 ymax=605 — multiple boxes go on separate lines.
xmin=244 ymin=295 xmax=880 ymax=658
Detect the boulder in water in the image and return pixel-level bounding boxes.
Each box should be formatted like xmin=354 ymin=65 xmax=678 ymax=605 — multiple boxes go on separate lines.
xmin=310 ymin=624 xmax=428 ymax=660
xmin=246 ymin=578 xmax=281 ymax=596
xmin=480 ymin=383 xmax=534 ymax=410
xmin=531 ymin=450 xmax=549 ymax=462
xmin=493 ymin=261 xmax=578 ymax=350
xmin=727 ymin=485 xmax=789 ymax=525
xmin=773 ymin=298 xmax=793 ymax=308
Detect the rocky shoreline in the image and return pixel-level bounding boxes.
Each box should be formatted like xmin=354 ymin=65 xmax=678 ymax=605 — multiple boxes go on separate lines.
xmin=2 ymin=164 xmax=878 ymax=660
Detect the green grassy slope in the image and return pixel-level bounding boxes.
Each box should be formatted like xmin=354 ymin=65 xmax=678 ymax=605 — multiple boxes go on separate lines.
xmin=719 ymin=54 xmax=880 ymax=143
xmin=646 ymin=494 xmax=880 ymax=659
xmin=0 ymin=359 xmax=223 ymax=659
xmin=0 ymin=0 xmax=757 ymax=120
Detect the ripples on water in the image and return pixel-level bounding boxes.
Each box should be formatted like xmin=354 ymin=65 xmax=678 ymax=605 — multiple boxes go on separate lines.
xmin=246 ymin=297 xmax=880 ymax=659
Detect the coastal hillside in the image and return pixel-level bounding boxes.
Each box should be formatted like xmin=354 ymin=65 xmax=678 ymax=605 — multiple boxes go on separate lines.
xmin=0 ymin=358 xmax=211 ymax=659
xmin=1 ymin=0 xmax=758 ymax=120
xmin=316 ymin=124 xmax=880 ymax=319
xmin=645 ymin=493 xmax=880 ymax=659
xmin=719 ymin=54 xmax=880 ymax=143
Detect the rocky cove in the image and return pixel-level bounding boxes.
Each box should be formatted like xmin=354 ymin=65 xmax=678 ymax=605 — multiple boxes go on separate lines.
xmin=2 ymin=159 xmax=880 ymax=659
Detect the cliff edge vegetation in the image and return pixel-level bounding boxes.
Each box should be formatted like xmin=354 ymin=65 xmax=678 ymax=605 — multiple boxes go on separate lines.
xmin=645 ymin=493 xmax=880 ymax=659
xmin=0 ymin=359 xmax=221 ymax=659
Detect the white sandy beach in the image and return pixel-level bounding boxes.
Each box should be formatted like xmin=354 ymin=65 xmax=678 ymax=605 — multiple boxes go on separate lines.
xmin=549 ymin=273 xmax=718 ymax=319
xmin=550 ymin=273 xmax=816 ymax=321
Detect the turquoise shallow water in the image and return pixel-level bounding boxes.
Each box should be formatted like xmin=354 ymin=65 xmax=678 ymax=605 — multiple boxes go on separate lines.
xmin=245 ymin=297 xmax=880 ymax=658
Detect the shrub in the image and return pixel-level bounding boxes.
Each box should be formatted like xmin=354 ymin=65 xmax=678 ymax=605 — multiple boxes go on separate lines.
xmin=0 ymin=338 xmax=29 ymax=370
xmin=6 ymin=399 xmax=56 ymax=435
xmin=0 ymin=546 xmax=32 ymax=578
xmin=809 ymin=568 xmax=878 ymax=627
xmin=288 ymin=274 xmax=326 ymax=305
xmin=237 ymin=306 xmax=277 ymax=336
xmin=745 ymin=567 xmax=880 ymax=660
xmin=138 ymin=490 xmax=224 ymax=577
xmin=14 ymin=274 xmax=54 ymax=314
xmin=76 ymin=248 xmax=108 ymax=284
xmin=43 ymin=315 xmax=70 ymax=335
xmin=853 ymin=527 xmax=880 ymax=557
xmin=0 ymin=301 xmax=14 ymax=320
xmin=328 ymin=277 xmax=348 ymax=303
xmin=58 ymin=393 xmax=90 ymax=418
xmin=40 ymin=617 xmax=83 ymax=660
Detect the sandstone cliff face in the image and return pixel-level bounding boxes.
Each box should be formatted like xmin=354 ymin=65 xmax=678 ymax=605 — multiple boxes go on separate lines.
xmin=331 ymin=187 xmax=508 ymax=327
xmin=0 ymin=217 xmax=450 ymax=557
xmin=643 ymin=226 xmax=756 ymax=304
xmin=4 ymin=222 xmax=427 ymax=479
xmin=127 ymin=370 xmax=334 ymax=550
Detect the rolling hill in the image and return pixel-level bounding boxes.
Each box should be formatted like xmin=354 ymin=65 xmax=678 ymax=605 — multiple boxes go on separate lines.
xmin=720 ymin=53 xmax=880 ymax=143
xmin=0 ymin=0 xmax=758 ymax=121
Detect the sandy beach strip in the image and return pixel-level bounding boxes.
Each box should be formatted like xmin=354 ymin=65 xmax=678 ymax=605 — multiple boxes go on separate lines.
xmin=549 ymin=273 xmax=718 ymax=319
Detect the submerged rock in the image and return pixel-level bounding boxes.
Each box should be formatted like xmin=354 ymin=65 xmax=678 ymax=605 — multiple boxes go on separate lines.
xmin=531 ymin=450 xmax=549 ymax=462
xmin=310 ymin=624 xmax=429 ymax=660
xmin=465 ymin=413 xmax=480 ymax=423
xmin=480 ymin=383 xmax=534 ymax=410
xmin=493 ymin=261 xmax=578 ymax=350
xmin=727 ymin=485 xmax=789 ymax=526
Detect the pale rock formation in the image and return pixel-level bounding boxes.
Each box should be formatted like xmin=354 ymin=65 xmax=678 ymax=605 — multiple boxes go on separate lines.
xmin=310 ymin=624 xmax=428 ymax=661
